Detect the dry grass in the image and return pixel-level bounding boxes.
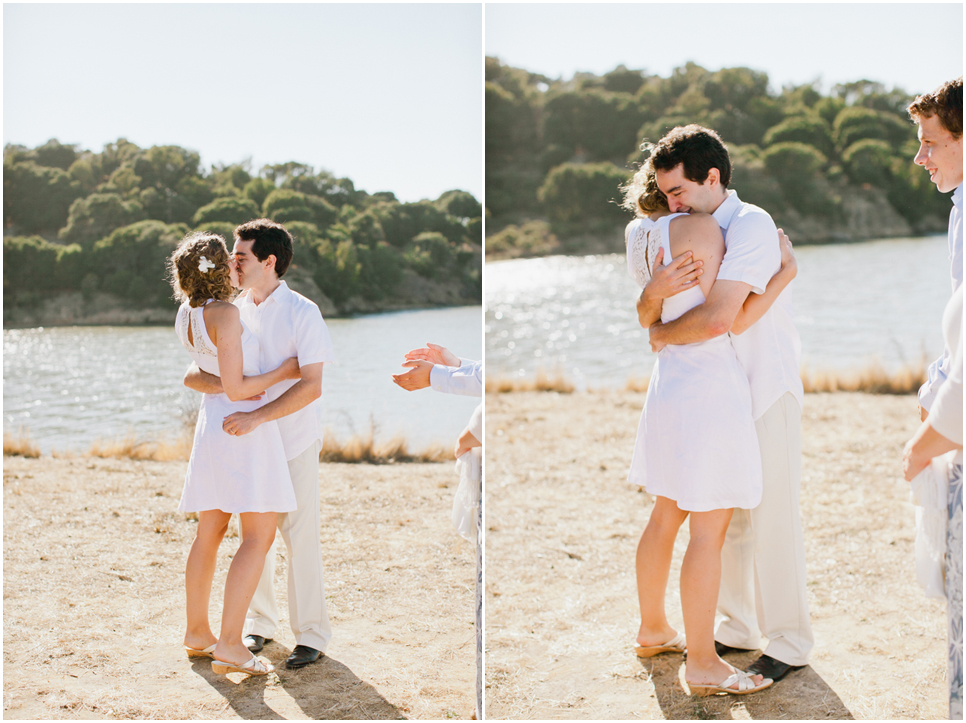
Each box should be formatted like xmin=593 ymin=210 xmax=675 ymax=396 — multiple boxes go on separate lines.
xmin=485 ymin=369 xmax=575 ymax=394
xmin=4 ymin=427 xmax=449 ymax=465
xmin=800 ymin=359 xmax=927 ymax=394
xmin=490 ymin=359 xmax=927 ymax=397
xmin=3 ymin=428 xmax=40 ymax=458
xmin=320 ymin=428 xmax=451 ymax=464
xmin=88 ymin=432 xmax=194 ymax=462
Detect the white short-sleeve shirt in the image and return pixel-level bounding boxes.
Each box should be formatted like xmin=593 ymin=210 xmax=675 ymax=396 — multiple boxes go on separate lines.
xmin=235 ymin=281 xmax=336 ymax=460
xmin=713 ymin=190 xmax=804 ymax=420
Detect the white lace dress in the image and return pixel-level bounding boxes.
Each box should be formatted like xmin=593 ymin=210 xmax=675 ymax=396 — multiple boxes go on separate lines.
xmin=175 ymin=300 xmax=296 ymax=513
xmin=625 ymin=215 xmax=762 ymax=512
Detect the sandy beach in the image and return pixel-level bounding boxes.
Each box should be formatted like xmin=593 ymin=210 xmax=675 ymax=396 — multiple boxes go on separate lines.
xmin=3 ymin=456 xmax=475 ymax=720
xmin=484 ymin=390 xmax=948 ymax=720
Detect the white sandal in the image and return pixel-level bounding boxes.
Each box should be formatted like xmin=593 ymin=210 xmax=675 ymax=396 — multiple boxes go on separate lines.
xmin=688 ymin=667 xmax=772 ymax=696
xmin=185 ymin=643 xmax=217 ymax=659
xmin=634 ymin=631 xmax=687 ymax=658
xmin=211 ymin=653 xmax=273 ymax=676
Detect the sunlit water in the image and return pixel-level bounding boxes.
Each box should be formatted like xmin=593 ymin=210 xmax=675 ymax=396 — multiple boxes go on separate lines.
xmin=485 ymin=235 xmax=954 ymax=389
xmin=4 ymin=306 xmax=482 ymax=454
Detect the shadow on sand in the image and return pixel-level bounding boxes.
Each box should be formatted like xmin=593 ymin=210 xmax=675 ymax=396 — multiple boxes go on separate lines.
xmin=192 ymin=646 xmax=405 ymax=720
xmin=640 ymin=652 xmax=855 ymax=720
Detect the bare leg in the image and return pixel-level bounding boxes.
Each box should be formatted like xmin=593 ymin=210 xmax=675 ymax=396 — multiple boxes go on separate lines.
xmin=184 ymin=510 xmax=230 ymax=650
xmin=683 ymin=508 xmax=763 ymax=689
xmin=636 ymin=496 xmax=688 ymax=646
xmin=213 ymin=512 xmax=278 ymax=665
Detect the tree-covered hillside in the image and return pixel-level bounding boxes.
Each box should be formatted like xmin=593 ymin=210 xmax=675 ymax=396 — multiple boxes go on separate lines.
xmin=486 ymin=58 xmax=951 ymax=257
xmin=3 ymin=139 xmax=481 ymax=325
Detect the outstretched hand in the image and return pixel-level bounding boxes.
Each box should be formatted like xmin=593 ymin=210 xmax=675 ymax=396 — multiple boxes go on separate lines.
xmin=404 ymin=342 xmax=459 ymax=367
xmin=392 ymin=359 xmax=433 ymax=391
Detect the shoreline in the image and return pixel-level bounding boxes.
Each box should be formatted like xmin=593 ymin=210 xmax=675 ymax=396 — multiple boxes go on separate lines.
xmin=2 ymin=298 xmax=482 ymax=331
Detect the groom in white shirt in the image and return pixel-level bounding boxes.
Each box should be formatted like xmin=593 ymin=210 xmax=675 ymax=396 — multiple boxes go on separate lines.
xmin=184 ymin=218 xmax=336 ymax=670
xmin=639 ymin=125 xmax=810 ymax=684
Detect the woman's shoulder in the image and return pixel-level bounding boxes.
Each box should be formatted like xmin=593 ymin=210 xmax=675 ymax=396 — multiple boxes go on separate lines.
xmin=668 ymin=213 xmax=722 ymax=247
xmin=201 ymin=300 xmax=239 ymax=325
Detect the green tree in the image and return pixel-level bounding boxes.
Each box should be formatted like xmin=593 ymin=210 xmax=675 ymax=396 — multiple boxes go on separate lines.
xmin=435 ymin=190 xmax=482 ymax=220
xmin=842 ymin=139 xmax=895 ymax=187
xmin=761 ymin=143 xmax=834 ymax=215
xmin=243 ymin=177 xmax=276 ymax=209
xmin=3 ymin=161 xmax=84 ymax=233
xmin=59 ymin=193 xmax=145 ymax=248
xmin=537 ymin=162 xmax=630 ymax=231
xmin=30 ymin=139 xmax=78 ymax=171
xmin=763 ymin=115 xmax=834 ymax=156
xmin=91 ymin=220 xmax=188 ymax=304
xmin=193 ymin=196 xmax=260 ymax=226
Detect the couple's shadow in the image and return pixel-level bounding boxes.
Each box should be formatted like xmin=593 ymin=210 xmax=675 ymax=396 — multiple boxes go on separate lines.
xmin=640 ymin=652 xmax=854 ymax=720
xmin=191 ymin=645 xmax=405 ymax=720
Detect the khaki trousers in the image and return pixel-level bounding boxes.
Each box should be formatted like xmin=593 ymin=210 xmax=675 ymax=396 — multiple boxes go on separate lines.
xmin=245 ymin=441 xmax=332 ymax=652
xmin=715 ymin=392 xmax=813 ymax=666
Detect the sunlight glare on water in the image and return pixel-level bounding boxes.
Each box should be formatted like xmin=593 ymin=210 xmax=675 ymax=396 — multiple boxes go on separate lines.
xmin=486 ymin=236 xmax=953 ymax=390
xmin=4 ymin=306 xmax=482 ymax=454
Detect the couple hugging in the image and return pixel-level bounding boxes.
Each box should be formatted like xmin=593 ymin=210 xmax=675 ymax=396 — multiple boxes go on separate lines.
xmin=622 ymin=125 xmax=807 ymax=696
xmin=169 ymin=218 xmax=332 ymax=676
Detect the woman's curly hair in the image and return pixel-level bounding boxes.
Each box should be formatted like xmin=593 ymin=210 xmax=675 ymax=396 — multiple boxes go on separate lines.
xmin=620 ymin=158 xmax=669 ymax=217
xmin=168 ymin=232 xmax=235 ymax=308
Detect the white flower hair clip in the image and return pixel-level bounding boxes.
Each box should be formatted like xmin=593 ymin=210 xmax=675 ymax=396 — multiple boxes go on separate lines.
xmin=198 ymin=256 xmax=215 ymax=274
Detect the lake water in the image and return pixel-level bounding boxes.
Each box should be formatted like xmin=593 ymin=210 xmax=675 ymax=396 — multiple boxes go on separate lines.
xmin=485 ymin=235 xmax=954 ymax=389
xmin=3 ymin=306 xmax=482 ymax=454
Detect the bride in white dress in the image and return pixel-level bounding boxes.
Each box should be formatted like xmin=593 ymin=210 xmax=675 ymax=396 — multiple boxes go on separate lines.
xmin=621 ymin=162 xmax=797 ymax=695
xmin=169 ymin=232 xmax=300 ymax=676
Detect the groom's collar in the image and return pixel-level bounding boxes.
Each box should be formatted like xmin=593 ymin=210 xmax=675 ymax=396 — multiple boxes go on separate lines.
xmin=238 ymin=280 xmax=292 ymax=307
xmin=711 ymin=189 xmax=741 ymax=230
xmin=953 ymin=183 xmax=963 ymax=210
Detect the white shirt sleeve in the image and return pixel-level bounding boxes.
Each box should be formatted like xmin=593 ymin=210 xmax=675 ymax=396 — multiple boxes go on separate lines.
xmin=929 ymin=289 xmax=963 ymax=445
xmin=294 ymin=303 xmax=336 ymax=366
xmin=430 ymin=359 xmax=482 ymax=396
xmin=716 ymin=211 xmax=781 ymax=295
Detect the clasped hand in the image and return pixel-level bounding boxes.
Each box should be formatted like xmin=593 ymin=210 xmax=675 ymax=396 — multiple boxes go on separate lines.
xmin=391 ymin=342 xmax=458 ymax=391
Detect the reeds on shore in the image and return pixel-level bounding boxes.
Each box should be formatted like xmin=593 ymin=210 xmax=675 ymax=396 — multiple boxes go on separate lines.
xmin=485 ymin=369 xmax=575 ymax=394
xmin=3 ymin=428 xmax=41 ymax=458
xmin=489 ymin=359 xmax=928 ymax=396
xmin=3 ymin=427 xmax=450 ymax=464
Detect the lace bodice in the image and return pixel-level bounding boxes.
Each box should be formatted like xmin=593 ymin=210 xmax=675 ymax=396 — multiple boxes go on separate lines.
xmin=625 ymin=217 xmax=660 ymax=289
xmin=626 ymin=214 xmax=707 ymax=324
xmin=175 ymin=300 xmax=262 ymax=378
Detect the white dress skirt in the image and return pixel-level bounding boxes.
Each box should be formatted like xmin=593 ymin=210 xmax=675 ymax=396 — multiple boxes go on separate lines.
xmin=175 ymin=301 xmax=297 ymax=514
xmin=626 ymin=215 xmax=762 ymax=512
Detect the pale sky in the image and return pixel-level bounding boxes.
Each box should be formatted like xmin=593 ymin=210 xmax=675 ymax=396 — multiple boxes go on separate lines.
xmin=485 ymin=3 xmax=963 ymax=97
xmin=4 ymin=3 xmax=482 ymax=203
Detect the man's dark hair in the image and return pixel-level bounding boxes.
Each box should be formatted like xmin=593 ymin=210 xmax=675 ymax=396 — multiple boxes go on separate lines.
xmin=648 ymin=124 xmax=732 ymax=187
xmin=234 ymin=218 xmax=294 ymax=278
xmin=908 ymin=77 xmax=963 ymax=139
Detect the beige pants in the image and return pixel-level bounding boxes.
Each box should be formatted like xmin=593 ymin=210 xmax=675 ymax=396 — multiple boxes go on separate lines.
xmin=245 ymin=441 xmax=332 ymax=652
xmin=715 ymin=392 xmax=813 ymax=666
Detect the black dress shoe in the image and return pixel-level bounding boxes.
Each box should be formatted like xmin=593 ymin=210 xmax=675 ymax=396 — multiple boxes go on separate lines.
xmin=286 ymin=645 xmax=323 ymax=669
xmin=747 ymin=653 xmax=806 ymax=682
xmin=243 ymin=635 xmax=272 ymax=654
xmin=714 ymin=641 xmax=756 ymax=657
